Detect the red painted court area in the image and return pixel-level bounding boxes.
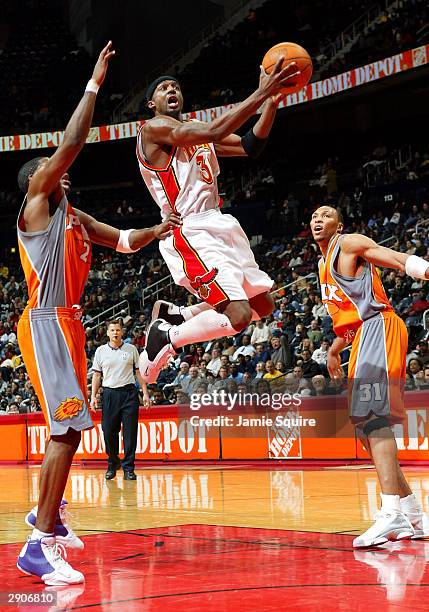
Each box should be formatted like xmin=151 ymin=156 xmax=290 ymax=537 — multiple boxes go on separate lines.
xmin=2 ymin=526 xmax=429 ymax=611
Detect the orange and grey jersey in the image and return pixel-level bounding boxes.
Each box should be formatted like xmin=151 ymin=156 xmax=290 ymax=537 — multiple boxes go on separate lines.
xmin=318 ymin=233 xmax=393 ymax=343
xmin=17 ymin=195 xmax=92 ymax=308
xmin=136 ymin=123 xmax=222 ymax=220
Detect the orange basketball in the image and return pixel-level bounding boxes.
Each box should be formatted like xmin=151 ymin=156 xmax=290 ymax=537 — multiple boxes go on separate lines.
xmin=262 ymin=42 xmax=313 ymax=95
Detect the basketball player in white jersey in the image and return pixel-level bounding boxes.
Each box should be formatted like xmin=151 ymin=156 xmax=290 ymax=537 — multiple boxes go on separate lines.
xmin=137 ymin=59 xmax=299 ymax=382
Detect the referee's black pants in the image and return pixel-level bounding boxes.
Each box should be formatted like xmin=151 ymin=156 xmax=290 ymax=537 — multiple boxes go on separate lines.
xmin=101 ymin=384 xmax=139 ymax=471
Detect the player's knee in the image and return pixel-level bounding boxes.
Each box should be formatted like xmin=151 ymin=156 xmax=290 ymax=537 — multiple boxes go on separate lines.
xmin=51 ymin=428 xmax=81 ymax=452
xmin=70 ymin=429 xmax=82 ymax=451
xmin=359 ymin=416 xmax=392 ymax=438
xmin=226 ymin=301 xmax=252 ymax=331
xmin=251 ymin=292 xmax=275 ymax=318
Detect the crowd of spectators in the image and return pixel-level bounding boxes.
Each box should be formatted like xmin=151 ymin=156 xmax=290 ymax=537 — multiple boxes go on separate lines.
xmin=0 ymin=0 xmax=123 ymax=135
xmin=0 ymin=260 xmax=41 ymax=414
xmin=139 ymin=186 xmax=429 ymax=402
xmin=72 ymin=171 xmax=429 ymax=401
xmin=0 ymin=175 xmax=428 ymax=413
xmin=177 ymin=0 xmax=396 ymax=111
xmin=361 ymin=142 xmax=429 ymax=189
xmin=303 ymin=143 xmax=429 ymax=210
xmin=0 ymin=2 xmax=428 ymax=415
xmin=175 ymin=0 xmax=427 ymax=112
xmin=322 ymin=0 xmax=428 ymax=80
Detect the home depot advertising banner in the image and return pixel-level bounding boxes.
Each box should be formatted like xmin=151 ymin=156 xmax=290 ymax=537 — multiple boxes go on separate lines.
xmin=0 ymin=45 xmax=427 ymax=153
xmin=1 ymin=391 xmax=428 ymax=462
xmin=25 ymin=407 xmax=221 ymax=462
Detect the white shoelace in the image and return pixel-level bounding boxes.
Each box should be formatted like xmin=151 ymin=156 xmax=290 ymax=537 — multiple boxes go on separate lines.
xmin=45 ymin=541 xmax=68 ymax=568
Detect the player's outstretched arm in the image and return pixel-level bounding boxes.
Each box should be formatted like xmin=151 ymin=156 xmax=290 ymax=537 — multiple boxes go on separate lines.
xmin=341 ymin=234 xmax=429 ymax=279
xmin=29 ymin=42 xmax=115 ymax=199
xmin=75 ymin=209 xmax=182 ymax=250
xmin=144 ymin=58 xmax=297 ymax=149
xmin=341 ymin=234 xmax=407 ymax=269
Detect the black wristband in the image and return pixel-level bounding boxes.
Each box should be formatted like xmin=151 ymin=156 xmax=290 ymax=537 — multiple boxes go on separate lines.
xmin=241 ymin=128 xmax=268 ymax=158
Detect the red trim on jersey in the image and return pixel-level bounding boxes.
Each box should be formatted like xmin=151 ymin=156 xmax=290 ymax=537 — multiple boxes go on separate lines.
xmin=173 ymin=228 xmax=229 ymax=307
xmin=156 ymin=167 xmax=180 ymax=214
xmin=136 ymin=125 xmax=176 ymax=172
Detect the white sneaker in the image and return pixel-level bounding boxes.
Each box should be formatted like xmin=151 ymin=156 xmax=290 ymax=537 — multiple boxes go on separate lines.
xmin=17 ymin=536 xmax=84 ymax=586
xmin=25 ymin=499 xmax=84 ymax=550
xmin=405 ymin=510 xmax=429 ymax=539
xmin=353 ymin=510 xmax=414 ymax=548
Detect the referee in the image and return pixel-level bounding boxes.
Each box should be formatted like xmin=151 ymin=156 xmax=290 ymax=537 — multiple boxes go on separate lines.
xmin=91 ymin=319 xmax=149 ymax=480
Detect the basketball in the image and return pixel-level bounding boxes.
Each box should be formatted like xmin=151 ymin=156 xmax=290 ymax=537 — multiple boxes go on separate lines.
xmin=262 ymin=42 xmax=313 ymax=94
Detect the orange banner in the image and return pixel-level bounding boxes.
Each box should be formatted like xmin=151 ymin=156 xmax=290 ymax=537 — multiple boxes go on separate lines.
xmin=26 ymin=407 xmax=220 ymax=461
xmin=1 ymin=391 xmax=428 ymax=462
xmin=0 ymin=415 xmax=27 ymax=461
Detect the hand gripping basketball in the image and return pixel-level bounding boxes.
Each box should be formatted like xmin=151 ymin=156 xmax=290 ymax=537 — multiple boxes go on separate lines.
xmin=262 ymin=42 xmax=313 ymax=95
xmin=258 ymin=57 xmax=301 ymax=99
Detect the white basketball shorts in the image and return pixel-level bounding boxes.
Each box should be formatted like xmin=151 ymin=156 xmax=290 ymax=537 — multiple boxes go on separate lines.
xmin=159 ymin=209 xmax=273 ymax=307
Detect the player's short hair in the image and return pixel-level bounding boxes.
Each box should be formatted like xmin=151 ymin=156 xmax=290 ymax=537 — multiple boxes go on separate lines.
xmin=17 ymin=157 xmax=45 ymax=193
xmin=146 ymin=75 xmax=179 ymax=102
xmin=313 ymin=205 xmax=344 ymax=226
xmin=335 ymin=208 xmax=344 ymax=225
xmin=107 ymin=319 xmax=123 ymax=329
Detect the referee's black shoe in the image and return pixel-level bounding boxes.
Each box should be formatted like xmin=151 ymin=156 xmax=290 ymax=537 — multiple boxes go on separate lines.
xmin=124 ymin=470 xmax=137 ymax=481
xmin=105 ymin=460 xmax=121 ymax=480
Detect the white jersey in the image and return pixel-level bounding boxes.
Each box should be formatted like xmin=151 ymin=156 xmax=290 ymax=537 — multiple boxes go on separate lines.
xmin=136 ymin=123 xmax=222 ymax=220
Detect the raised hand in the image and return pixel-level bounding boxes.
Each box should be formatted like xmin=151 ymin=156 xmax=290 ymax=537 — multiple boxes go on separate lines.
xmin=259 ymin=57 xmax=300 ymax=99
xmin=92 ymin=41 xmax=116 ymax=87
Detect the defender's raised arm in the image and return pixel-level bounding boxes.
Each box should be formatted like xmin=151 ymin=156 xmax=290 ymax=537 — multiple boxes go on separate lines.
xmin=28 ymin=42 xmax=115 ymax=199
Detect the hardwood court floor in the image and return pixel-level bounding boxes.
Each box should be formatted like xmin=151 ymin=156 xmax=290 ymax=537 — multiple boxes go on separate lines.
xmin=1 ymin=463 xmax=429 ymax=610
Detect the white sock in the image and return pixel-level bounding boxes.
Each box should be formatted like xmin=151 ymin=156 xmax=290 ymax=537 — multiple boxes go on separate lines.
xmin=181 ymin=303 xmax=261 ymax=323
xmin=380 ymin=493 xmax=401 ymax=512
xmin=169 ymin=309 xmax=239 ymax=349
xmin=32 ymin=528 xmax=54 ymax=540
xmin=172 ymin=301 xmax=261 ymax=324
xmin=400 ymin=493 xmax=421 ymax=514
xmin=181 ymin=302 xmax=212 ymax=321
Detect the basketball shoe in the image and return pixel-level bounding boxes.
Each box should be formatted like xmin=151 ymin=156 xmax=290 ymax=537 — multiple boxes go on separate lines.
xmin=353 ymin=510 xmax=414 ymax=548
xmin=17 ymin=536 xmax=84 ymax=586
xmin=404 ymin=509 xmax=429 ymax=539
xmin=151 ymin=300 xmax=185 ymax=325
xmin=25 ymin=499 xmax=84 ymax=550
xmin=139 ymin=319 xmax=177 ymax=384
